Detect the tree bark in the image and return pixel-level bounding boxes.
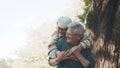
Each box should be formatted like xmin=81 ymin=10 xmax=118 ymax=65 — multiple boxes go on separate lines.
xmin=86 ymin=0 xmax=120 ymax=68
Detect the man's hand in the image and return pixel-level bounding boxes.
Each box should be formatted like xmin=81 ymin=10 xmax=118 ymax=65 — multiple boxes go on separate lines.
xmin=59 ymin=50 xmax=78 ymax=61
xmin=65 ymin=46 xmax=77 ymax=57
xmin=56 ymin=51 xmax=70 ymax=62
xmin=64 ymin=45 xmax=82 ymax=61
xmin=72 ymin=45 xmax=82 ymax=56
xmin=50 ymin=51 xmax=70 ymax=66
xmin=65 ymin=45 xmax=82 ymax=57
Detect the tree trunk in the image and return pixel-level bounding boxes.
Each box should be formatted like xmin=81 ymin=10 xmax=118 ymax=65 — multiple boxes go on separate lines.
xmin=86 ymin=0 xmax=120 ymax=68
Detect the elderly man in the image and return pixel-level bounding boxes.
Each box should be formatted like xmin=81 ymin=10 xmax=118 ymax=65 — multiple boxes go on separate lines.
xmin=48 ymin=16 xmax=91 ymax=66
xmin=49 ymin=22 xmax=95 ymax=68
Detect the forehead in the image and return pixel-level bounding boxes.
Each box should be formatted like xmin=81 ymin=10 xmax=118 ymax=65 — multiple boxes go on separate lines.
xmin=67 ymin=28 xmax=75 ymax=33
xmin=58 ymin=27 xmax=67 ymax=31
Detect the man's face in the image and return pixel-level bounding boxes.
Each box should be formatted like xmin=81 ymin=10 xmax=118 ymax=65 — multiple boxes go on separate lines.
xmin=58 ymin=27 xmax=67 ymax=38
xmin=66 ymin=28 xmax=81 ymax=45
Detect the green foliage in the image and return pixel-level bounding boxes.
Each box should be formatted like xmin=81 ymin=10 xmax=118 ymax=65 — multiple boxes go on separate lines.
xmin=77 ymin=0 xmax=90 ymax=23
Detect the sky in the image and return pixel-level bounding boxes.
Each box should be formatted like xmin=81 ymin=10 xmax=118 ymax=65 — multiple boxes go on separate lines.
xmin=0 ymin=0 xmax=84 ymax=59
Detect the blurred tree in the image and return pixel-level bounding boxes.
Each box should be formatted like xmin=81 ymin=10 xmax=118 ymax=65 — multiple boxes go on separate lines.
xmin=85 ymin=0 xmax=120 ymax=68
xmin=77 ymin=0 xmax=90 ymax=22
xmin=15 ymin=24 xmax=55 ymax=68
xmin=0 ymin=58 xmax=13 ymax=68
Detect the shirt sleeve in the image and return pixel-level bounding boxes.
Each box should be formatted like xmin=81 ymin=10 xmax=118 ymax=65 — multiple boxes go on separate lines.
xmin=79 ymin=34 xmax=91 ymax=49
xmin=48 ymin=30 xmax=59 ymax=59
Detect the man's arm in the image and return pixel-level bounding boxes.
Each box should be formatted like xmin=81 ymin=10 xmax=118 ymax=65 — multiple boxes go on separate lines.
xmin=79 ymin=34 xmax=91 ymax=49
xmin=73 ymin=48 xmax=95 ymax=68
xmin=49 ymin=51 xmax=70 ymax=66
xmin=65 ymin=35 xmax=91 ymax=57
xmin=74 ymin=53 xmax=90 ymax=67
xmin=72 ymin=47 xmax=90 ymax=67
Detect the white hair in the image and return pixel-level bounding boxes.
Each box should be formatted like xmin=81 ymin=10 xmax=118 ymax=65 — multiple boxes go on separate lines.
xmin=57 ymin=16 xmax=72 ymax=29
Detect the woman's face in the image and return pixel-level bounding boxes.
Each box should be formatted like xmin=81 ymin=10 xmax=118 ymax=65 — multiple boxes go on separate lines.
xmin=58 ymin=27 xmax=67 ymax=38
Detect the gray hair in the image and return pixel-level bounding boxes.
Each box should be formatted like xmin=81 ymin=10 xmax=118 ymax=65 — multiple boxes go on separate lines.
xmin=67 ymin=21 xmax=85 ymax=35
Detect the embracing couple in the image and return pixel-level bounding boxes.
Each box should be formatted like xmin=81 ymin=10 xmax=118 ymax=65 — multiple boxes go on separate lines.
xmin=48 ymin=16 xmax=95 ymax=68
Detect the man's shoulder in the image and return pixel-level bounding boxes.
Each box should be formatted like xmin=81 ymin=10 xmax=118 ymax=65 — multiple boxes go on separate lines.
xmin=81 ymin=48 xmax=93 ymax=56
xmin=81 ymin=34 xmax=89 ymax=40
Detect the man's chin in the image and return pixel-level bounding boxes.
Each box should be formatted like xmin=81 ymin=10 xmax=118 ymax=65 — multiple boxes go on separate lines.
xmin=67 ymin=40 xmax=70 ymax=43
xmin=67 ymin=40 xmax=74 ymax=45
